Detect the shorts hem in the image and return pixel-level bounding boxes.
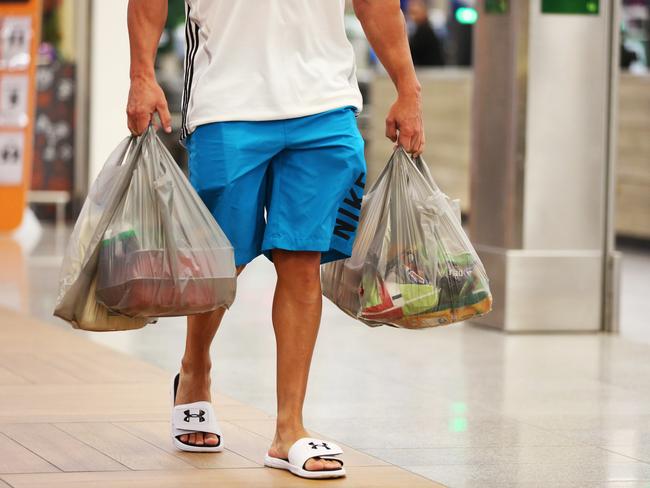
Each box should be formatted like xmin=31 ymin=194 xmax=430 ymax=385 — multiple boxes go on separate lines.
xmin=261 ymin=236 xmax=353 ymax=265
xmin=262 ymin=236 xmax=331 ymax=254
xmin=234 ymin=248 xmax=262 ymax=267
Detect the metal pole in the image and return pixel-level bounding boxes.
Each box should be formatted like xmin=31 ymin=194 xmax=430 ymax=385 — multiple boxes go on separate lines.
xmin=602 ymin=0 xmax=622 ymax=332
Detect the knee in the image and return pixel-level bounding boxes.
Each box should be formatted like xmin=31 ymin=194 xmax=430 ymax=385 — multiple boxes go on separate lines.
xmin=273 ymin=250 xmax=321 ymax=291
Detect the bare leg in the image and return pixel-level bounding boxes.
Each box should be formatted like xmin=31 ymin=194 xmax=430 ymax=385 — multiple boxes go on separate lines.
xmin=174 ymin=265 xmax=245 ymax=446
xmin=267 ymin=250 xmax=341 ymax=471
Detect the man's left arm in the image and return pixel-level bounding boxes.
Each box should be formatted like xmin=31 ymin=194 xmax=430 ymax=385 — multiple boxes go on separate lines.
xmin=353 ymin=0 xmax=424 ymax=155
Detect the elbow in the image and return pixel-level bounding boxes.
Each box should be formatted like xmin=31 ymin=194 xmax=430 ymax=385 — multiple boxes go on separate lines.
xmin=353 ymin=0 xmax=401 ymax=21
xmin=352 ymin=0 xmax=371 ymax=21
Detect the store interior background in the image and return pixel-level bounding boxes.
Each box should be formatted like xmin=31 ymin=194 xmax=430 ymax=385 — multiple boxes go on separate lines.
xmin=15 ymin=0 xmax=648 ymax=340
xmin=1 ymin=1 xmax=650 ymax=486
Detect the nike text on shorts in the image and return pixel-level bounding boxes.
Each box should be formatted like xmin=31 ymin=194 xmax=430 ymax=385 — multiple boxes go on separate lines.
xmin=186 ymin=106 xmax=367 ymax=266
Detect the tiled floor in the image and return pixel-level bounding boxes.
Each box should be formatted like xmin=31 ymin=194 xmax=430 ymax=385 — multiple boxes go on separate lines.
xmin=3 ymin=223 xmax=650 ymax=488
xmin=0 ymin=306 xmax=442 ymax=488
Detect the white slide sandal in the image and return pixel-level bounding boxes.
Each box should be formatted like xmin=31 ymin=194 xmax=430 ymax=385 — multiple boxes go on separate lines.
xmin=170 ymin=373 xmax=223 ymax=452
xmin=264 ymin=437 xmax=346 ymax=479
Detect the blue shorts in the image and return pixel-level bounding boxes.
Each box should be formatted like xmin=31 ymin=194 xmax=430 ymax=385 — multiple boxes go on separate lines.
xmin=186 ymin=106 xmax=367 ymax=266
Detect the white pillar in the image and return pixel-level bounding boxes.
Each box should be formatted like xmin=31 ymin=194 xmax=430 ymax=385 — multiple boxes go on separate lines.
xmin=470 ymin=0 xmax=620 ymax=332
xmin=88 ymin=0 xmax=131 ymax=183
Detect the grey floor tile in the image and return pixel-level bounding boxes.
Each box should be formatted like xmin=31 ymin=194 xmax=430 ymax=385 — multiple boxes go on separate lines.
xmin=605 ymin=446 xmax=650 ymax=464
xmin=365 ymin=446 xmax=638 ymax=466
xmin=406 ymin=462 xmax=650 ymax=488
xmin=513 ymin=415 xmax=650 ymax=432
xmin=305 ymin=417 xmax=586 ymax=449
xmin=605 ymin=483 xmax=650 ymax=488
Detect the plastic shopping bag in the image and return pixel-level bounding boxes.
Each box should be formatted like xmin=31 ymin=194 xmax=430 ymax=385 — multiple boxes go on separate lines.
xmin=94 ymin=126 xmax=236 ymax=318
xmin=54 ymin=135 xmax=152 ymax=331
xmin=321 ymin=148 xmax=492 ymax=329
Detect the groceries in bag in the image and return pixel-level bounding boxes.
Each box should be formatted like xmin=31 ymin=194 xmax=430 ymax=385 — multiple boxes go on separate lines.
xmin=93 ymin=127 xmax=236 ymax=318
xmin=54 ymin=135 xmax=153 ymax=331
xmin=321 ymin=148 xmax=492 ymax=329
xmin=96 ymin=232 xmax=235 ymax=317
xmin=54 ymin=127 xmax=237 ymax=330
xmin=77 ymin=275 xmax=150 ymax=332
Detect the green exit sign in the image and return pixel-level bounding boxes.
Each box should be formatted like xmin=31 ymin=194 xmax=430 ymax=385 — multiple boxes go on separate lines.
xmin=485 ymin=0 xmax=508 ymax=14
xmin=542 ymin=0 xmax=599 ymax=14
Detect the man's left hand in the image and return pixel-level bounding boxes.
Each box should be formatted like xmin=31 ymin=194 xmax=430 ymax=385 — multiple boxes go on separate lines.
xmin=385 ymin=91 xmax=425 ymax=156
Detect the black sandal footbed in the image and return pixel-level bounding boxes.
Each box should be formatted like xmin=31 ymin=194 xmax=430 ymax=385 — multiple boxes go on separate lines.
xmin=173 ymin=373 xmax=221 ymax=447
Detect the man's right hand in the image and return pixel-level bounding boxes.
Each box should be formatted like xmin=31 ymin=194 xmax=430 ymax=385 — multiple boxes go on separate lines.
xmin=126 ymin=75 xmax=172 ymax=136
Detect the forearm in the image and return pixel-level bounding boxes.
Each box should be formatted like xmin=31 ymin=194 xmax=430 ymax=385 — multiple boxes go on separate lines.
xmin=353 ymin=0 xmax=421 ymax=96
xmin=127 ymin=0 xmax=167 ymax=81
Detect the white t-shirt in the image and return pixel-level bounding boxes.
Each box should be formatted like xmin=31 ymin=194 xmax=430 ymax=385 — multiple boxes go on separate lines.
xmin=180 ymin=0 xmax=364 ymax=139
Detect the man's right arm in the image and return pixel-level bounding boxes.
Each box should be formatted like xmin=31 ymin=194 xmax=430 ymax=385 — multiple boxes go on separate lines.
xmin=126 ymin=0 xmax=171 ymax=135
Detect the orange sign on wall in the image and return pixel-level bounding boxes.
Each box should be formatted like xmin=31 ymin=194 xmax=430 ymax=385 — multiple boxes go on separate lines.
xmin=0 ymin=0 xmax=41 ymax=232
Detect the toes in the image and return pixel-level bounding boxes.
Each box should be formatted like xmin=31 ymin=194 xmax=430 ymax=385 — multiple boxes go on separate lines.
xmin=304 ymin=457 xmax=342 ymax=471
xmin=321 ymin=459 xmax=342 ymax=470
xmin=177 ymin=432 xmax=219 ymax=447
xmin=304 ymin=458 xmax=324 ymax=471
xmin=205 ymin=433 xmax=220 ymax=446
xmin=327 ymin=459 xmax=343 ymax=469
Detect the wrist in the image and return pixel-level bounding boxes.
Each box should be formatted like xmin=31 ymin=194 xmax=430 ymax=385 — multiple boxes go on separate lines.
xmin=130 ymin=69 xmax=156 ymax=83
xmin=396 ymin=78 xmax=422 ymax=99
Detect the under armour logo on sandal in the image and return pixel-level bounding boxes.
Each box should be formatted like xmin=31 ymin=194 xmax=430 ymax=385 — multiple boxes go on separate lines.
xmin=309 ymin=441 xmax=331 ymax=450
xmin=183 ymin=409 xmax=206 ymax=422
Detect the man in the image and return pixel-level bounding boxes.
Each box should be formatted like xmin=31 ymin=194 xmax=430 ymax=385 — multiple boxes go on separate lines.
xmin=126 ymin=0 xmax=424 ymax=479
xmin=408 ymin=0 xmax=445 ymax=66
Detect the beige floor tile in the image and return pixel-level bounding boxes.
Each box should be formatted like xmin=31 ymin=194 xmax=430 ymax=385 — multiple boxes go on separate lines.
xmin=115 ymin=421 xmax=258 ymax=469
xmin=35 ymin=350 xmax=164 ymax=384
xmin=0 ymin=384 xmax=170 ymax=421
xmin=0 ymin=423 xmax=125 ymax=472
xmin=0 ymin=303 xmax=444 ymax=486
xmin=2 ymin=466 xmax=445 ymax=488
xmin=218 ymin=421 xmax=269 ymax=464
xmin=0 ymin=366 xmax=29 ymax=385
xmin=0 ymin=433 xmax=58 ymax=474
xmin=54 ymin=422 xmax=193 ymax=471
xmin=0 ymin=353 xmax=83 ymax=385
